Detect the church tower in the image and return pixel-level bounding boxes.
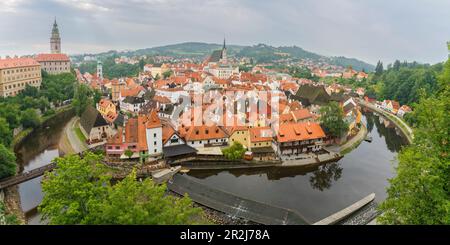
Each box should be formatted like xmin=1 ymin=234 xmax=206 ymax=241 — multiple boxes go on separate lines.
xmin=221 ymin=38 xmax=227 ymax=64
xmin=50 ymin=19 xmax=61 ymax=54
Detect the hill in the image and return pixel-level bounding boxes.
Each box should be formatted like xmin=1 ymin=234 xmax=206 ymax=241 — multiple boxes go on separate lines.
xmin=73 ymin=42 xmax=374 ymax=72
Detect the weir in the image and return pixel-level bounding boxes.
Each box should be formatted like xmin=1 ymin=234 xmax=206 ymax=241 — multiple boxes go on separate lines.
xmin=167 ymin=174 xmax=309 ymax=225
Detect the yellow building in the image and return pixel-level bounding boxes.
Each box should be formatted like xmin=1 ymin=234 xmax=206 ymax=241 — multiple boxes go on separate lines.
xmin=228 ymin=126 xmax=250 ymax=149
xmin=0 ymin=57 xmax=42 ymax=97
xmin=97 ymin=98 xmax=117 ymax=117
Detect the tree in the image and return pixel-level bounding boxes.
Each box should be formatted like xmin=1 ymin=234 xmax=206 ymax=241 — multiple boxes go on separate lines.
xmin=72 ymin=84 xmax=93 ymax=116
xmin=0 ymin=144 xmax=16 ymax=179
xmin=375 ymin=60 xmax=384 ymax=77
xmin=93 ymin=89 xmax=103 ymax=106
xmin=0 ymin=118 xmax=12 ymax=147
xmin=319 ymin=102 xmax=349 ymax=138
xmin=39 ymin=153 xmax=206 ymax=225
xmin=0 ymin=202 xmax=19 ymax=225
xmin=378 ymin=46 xmax=450 ymax=224
xmin=20 ymin=109 xmax=41 ymax=129
xmin=124 ymin=149 xmax=134 ymax=159
xmin=162 ymin=70 xmax=173 ymax=79
xmin=393 ymin=60 xmax=401 ymax=71
xmin=20 ymin=84 xmax=39 ymax=98
xmin=222 ymin=142 xmax=246 ymax=160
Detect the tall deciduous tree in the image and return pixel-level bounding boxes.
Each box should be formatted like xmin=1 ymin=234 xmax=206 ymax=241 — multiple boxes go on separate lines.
xmin=378 ymin=45 xmax=450 ymax=224
xmin=0 ymin=144 xmax=16 ymax=179
xmin=319 ymin=102 xmax=349 ymax=138
xmin=0 ymin=118 xmax=12 ymax=147
xmin=72 ymin=84 xmax=93 ymax=116
xmin=39 ymin=153 xmax=206 ymax=225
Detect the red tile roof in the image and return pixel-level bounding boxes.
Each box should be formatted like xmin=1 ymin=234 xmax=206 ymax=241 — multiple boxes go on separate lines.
xmin=35 ymin=53 xmax=70 ymax=62
xmin=249 ymin=127 xmax=273 ymax=143
xmin=146 ymin=110 xmax=162 ymax=129
xmin=179 ymin=124 xmax=227 ymax=141
xmin=277 ymin=122 xmax=325 ymax=143
xmin=0 ymin=57 xmax=40 ymax=69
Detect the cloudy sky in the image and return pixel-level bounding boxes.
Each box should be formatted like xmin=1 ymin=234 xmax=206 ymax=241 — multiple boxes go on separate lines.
xmin=1 ymin=0 xmax=449 ymax=65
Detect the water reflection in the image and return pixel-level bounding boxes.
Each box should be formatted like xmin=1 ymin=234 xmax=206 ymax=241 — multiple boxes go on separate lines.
xmin=309 ymin=163 xmax=343 ymax=191
xmin=364 ymin=111 xmax=408 ymax=153
xmin=188 ymin=111 xmax=407 ymax=222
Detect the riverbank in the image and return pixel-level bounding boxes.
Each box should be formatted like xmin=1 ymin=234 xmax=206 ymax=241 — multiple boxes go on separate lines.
xmin=4 ymin=106 xmax=75 ymax=224
xmin=340 ymin=124 xmax=368 ymax=155
xmin=358 ymin=99 xmax=413 ymax=144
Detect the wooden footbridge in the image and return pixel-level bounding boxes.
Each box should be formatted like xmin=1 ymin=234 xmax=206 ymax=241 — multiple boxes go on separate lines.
xmin=0 ymin=163 xmax=56 ymax=190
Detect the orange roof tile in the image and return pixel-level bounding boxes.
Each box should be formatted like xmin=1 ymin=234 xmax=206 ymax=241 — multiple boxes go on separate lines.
xmin=107 ymin=127 xmax=123 ymax=144
xmin=146 ymin=110 xmax=162 ymax=129
xmin=277 ymin=122 xmax=325 ymax=143
xmin=249 ymin=127 xmax=273 ymax=143
xmin=0 ymin=57 xmax=40 ymax=69
xmin=35 ymin=53 xmax=70 ymax=62
xmin=180 ymin=124 xmax=227 ymax=141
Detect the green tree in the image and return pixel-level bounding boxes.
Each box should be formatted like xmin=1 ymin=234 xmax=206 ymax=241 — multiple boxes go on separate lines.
xmin=93 ymin=89 xmax=103 ymax=106
xmin=378 ymin=46 xmax=450 ymax=224
xmin=319 ymin=102 xmax=349 ymax=138
xmin=222 ymin=142 xmax=246 ymax=160
xmin=0 ymin=118 xmax=12 ymax=147
xmin=374 ymin=60 xmax=384 ymax=77
xmin=20 ymin=84 xmax=39 ymax=98
xmin=72 ymin=84 xmax=93 ymax=116
xmin=0 ymin=103 xmax=21 ymax=129
xmin=0 ymin=202 xmax=19 ymax=225
xmin=162 ymin=70 xmax=173 ymax=79
xmin=39 ymin=153 xmax=205 ymax=225
xmin=0 ymin=144 xmax=16 ymax=179
xmin=124 ymin=149 xmax=134 ymax=159
xmin=20 ymin=109 xmax=41 ymax=129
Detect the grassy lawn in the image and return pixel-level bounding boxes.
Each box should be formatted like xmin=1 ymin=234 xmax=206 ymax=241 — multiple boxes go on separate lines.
xmin=74 ymin=125 xmax=87 ymax=144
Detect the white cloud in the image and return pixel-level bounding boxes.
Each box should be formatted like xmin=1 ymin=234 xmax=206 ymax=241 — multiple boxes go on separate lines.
xmin=52 ymin=0 xmax=111 ymax=12
xmin=0 ymin=0 xmax=24 ymax=13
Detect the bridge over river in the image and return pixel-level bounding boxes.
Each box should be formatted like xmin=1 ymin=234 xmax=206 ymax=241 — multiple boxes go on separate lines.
xmin=0 ymin=163 xmax=56 ymax=190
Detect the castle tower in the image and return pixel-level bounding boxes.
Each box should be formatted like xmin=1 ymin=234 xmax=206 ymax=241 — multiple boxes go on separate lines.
xmin=50 ymin=19 xmax=61 ymax=54
xmin=97 ymin=60 xmax=103 ymax=81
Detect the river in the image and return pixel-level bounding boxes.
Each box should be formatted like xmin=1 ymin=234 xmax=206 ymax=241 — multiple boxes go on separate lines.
xmin=187 ymin=111 xmax=408 ymax=224
xmin=13 ymin=110 xmax=407 ymax=224
xmin=13 ymin=109 xmax=74 ymax=224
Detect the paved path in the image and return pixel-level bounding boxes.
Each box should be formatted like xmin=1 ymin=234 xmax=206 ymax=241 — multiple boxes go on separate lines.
xmin=64 ymin=117 xmax=88 ymax=154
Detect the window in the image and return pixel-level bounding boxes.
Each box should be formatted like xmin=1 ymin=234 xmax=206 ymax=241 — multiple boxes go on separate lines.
xmin=154 ymin=133 xmax=157 ymax=137
xmin=154 ymin=141 xmax=157 ymax=146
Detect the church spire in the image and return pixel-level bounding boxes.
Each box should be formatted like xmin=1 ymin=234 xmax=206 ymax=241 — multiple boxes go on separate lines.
xmin=223 ymin=37 xmax=226 ymax=50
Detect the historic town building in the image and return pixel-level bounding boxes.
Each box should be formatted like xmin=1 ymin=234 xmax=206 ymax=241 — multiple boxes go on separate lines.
xmin=0 ymin=57 xmax=42 ymax=97
xmin=36 ymin=19 xmax=71 ymax=75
